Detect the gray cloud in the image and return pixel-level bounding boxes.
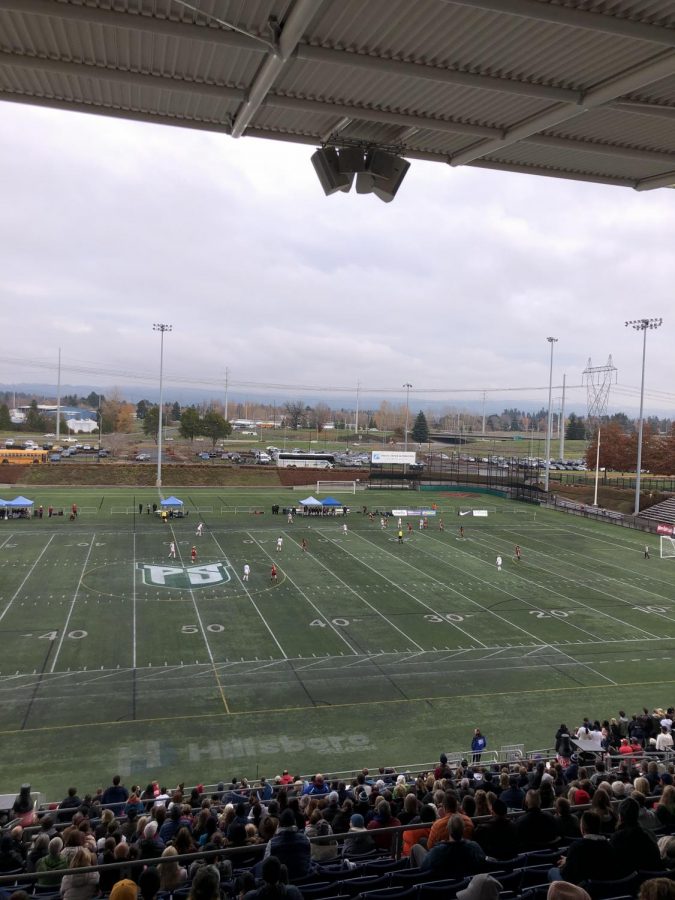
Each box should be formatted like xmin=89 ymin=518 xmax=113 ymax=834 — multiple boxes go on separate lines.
xmin=0 ymin=101 xmax=672 ymax=415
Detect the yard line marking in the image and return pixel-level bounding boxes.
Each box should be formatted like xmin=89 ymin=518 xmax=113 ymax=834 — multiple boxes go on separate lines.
xmin=504 ymin=525 xmax=675 ymax=614
xmin=251 ymin=531 xmax=358 ymax=655
xmin=469 ymin=529 xmax=666 ymax=636
xmin=50 ymin=535 xmax=95 ymax=674
xmin=0 ymin=535 xmax=55 ymax=624
xmin=169 ymin=524 xmax=231 ymax=714
xmin=551 ymin=644 xmax=617 ymax=685
xmin=131 ymin=532 xmax=137 ymax=669
xmin=422 ymin=529 xmax=655 ymax=642
xmin=207 ymin=530 xmax=288 ymax=660
xmin=481 ymin=648 xmax=511 ymax=660
xmin=355 ymin=530 xmax=551 ymax=646
xmin=297 ymin=533 xmax=425 ymax=651
xmin=0 ymin=533 xmax=15 ymax=552
xmin=294 ymin=657 xmax=337 ymax=672
xmin=323 ymin=529 xmax=484 ymax=648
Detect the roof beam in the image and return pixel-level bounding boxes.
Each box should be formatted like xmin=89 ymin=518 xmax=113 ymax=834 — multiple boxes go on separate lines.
xmin=230 ymin=0 xmax=325 ymax=137
xmin=1 ymin=0 xmax=584 ymax=107
xmin=634 ymin=170 xmax=675 ymax=191
xmin=3 ymin=53 xmax=675 ymax=168
xmin=0 ymin=0 xmax=264 ymax=52
xmin=442 ymin=0 xmax=675 ymax=48
xmin=449 ymin=50 xmax=675 ymax=166
xmin=0 ymin=52 xmax=245 ymax=102
xmin=465 ymin=158 xmax=633 ymax=187
xmin=295 ymin=44 xmax=579 ymax=104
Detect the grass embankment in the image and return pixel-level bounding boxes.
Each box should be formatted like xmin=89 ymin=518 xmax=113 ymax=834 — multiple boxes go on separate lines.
xmin=10 ymin=464 xmax=284 ymax=487
xmin=551 ymin=482 xmax=670 ymax=514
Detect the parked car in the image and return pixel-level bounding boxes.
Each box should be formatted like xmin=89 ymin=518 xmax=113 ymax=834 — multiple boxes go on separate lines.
xmin=197 ymin=452 xmax=210 ymax=460
xmin=49 ymin=453 xmax=61 ymax=462
xmin=135 ymin=453 xmax=151 ymax=461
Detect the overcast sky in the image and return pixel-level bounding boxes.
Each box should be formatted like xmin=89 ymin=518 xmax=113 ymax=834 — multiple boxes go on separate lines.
xmin=1 ymin=101 xmax=673 ymax=416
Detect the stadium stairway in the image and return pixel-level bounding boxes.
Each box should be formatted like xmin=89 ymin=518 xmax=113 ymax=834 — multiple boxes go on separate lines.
xmin=638 ymin=496 xmax=675 ymax=525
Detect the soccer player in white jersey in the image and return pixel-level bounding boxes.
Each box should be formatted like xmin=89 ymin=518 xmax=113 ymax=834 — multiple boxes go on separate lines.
xmin=496 ymin=555 xmax=502 ymax=572
xmin=342 ymin=522 xmax=348 ymax=535
xmin=196 ymin=522 xmax=204 ymax=537
xmin=168 ymin=541 xmax=176 ymax=559
xmin=243 ymin=563 xmax=250 ymax=581
xmin=276 ymin=537 xmax=283 ymax=552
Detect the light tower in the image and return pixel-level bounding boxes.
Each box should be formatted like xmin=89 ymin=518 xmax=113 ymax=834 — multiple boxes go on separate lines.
xmin=543 ymin=337 xmax=558 ymax=493
xmin=583 ymin=356 xmax=617 ymax=507
xmin=153 ymin=323 xmax=172 ymax=488
xmin=625 ymin=318 xmax=663 ymax=515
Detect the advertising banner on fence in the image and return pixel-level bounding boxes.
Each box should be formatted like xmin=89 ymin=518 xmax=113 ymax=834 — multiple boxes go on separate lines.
xmin=371 ymin=450 xmax=416 ymax=465
xmin=657 ymin=523 xmax=675 ymax=535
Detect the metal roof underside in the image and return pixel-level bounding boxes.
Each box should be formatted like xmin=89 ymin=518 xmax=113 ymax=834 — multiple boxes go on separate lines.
xmin=2 ymin=0 xmax=675 ymax=191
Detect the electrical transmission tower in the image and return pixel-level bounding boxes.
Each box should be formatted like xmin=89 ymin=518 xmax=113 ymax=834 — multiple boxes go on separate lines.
xmin=582 ymin=356 xmax=617 ymax=506
xmin=583 ymin=356 xmax=617 ymax=424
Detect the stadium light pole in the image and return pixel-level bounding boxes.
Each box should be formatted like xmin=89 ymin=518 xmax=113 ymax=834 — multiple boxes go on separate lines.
xmin=153 ymin=323 xmax=172 ymax=488
xmin=625 ymin=318 xmax=663 ymax=515
xmin=403 ymin=383 xmax=412 ymax=452
xmin=543 ymin=337 xmax=558 ymax=493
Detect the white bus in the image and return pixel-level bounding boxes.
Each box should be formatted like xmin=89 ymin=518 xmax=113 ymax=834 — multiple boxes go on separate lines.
xmin=276 ymin=452 xmax=335 ymax=469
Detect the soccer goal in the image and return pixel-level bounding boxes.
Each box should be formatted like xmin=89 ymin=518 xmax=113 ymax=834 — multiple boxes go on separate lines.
xmin=316 ymin=480 xmax=357 ymax=494
xmin=660 ymin=536 xmax=675 ymax=558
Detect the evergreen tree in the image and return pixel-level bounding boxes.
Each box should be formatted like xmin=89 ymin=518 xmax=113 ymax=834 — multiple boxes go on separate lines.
xmin=25 ymin=400 xmax=46 ymax=433
xmin=411 ymin=410 xmax=429 ymax=443
xmin=565 ymin=412 xmax=586 ymax=440
xmin=143 ymin=406 xmax=160 ymax=441
xmin=201 ymin=411 xmax=231 ymax=447
xmin=136 ymin=399 xmax=149 ymax=420
xmin=179 ymin=406 xmax=201 ymax=441
xmin=171 ymin=401 xmax=181 ymax=422
xmin=0 ymin=403 xmax=11 ymax=430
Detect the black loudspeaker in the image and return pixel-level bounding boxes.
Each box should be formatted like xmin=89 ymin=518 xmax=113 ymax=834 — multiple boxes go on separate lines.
xmin=311 ymin=148 xmax=353 ymax=195
xmin=368 ymin=150 xmax=411 ymax=203
xmin=337 ymin=146 xmax=367 ymax=174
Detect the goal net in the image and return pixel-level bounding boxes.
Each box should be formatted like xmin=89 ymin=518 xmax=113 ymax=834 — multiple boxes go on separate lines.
xmin=316 ymin=480 xmax=357 ymax=494
xmin=660 ymin=536 xmax=675 ymax=559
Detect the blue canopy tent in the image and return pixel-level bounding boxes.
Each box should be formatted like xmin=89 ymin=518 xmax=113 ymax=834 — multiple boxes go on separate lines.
xmin=9 ymin=496 xmax=34 ymax=507
xmin=321 ymin=497 xmax=342 ymax=507
xmin=160 ymin=496 xmax=183 ymax=507
xmin=159 ymin=496 xmax=187 ymax=518
xmin=298 ymin=496 xmax=322 ymax=506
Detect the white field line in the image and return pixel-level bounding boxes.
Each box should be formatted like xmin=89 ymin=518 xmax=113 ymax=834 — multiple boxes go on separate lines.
xmin=352 ymin=530 xmax=546 ymax=647
xmin=50 ymin=534 xmax=95 ymax=673
xmin=466 ymin=529 xmax=669 ymax=636
xmin=0 ymin=534 xmax=55 ymax=624
xmin=281 ymin=529 xmax=425 ymax=651
xmin=503 ymin=524 xmax=675 ymax=608
xmin=132 ymin=531 xmax=137 ymax=669
xmin=321 ymin=529 xmax=486 ymax=649
xmin=550 ymin=643 xmax=617 ymax=686
xmin=169 ymin=524 xmax=219 ymax=669
xmin=206 ymin=530 xmax=288 ymax=659
xmin=432 ymin=528 xmax=663 ymax=640
xmin=0 ymin=533 xmax=15 ymax=553
xmin=249 ymin=531 xmax=358 ymax=655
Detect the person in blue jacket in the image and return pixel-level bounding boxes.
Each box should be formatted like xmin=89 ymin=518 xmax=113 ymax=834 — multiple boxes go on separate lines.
xmin=471 ymin=728 xmax=487 ymax=763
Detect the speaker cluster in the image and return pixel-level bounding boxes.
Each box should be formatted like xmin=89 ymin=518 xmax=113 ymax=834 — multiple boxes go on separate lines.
xmin=311 ymin=146 xmax=410 ymax=202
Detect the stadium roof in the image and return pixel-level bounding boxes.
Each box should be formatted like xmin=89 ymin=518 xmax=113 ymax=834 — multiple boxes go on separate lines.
xmin=2 ymin=0 xmax=675 ymax=191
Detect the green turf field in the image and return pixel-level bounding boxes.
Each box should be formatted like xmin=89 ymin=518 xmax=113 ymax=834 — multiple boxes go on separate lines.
xmin=0 ymin=485 xmax=673 ymax=797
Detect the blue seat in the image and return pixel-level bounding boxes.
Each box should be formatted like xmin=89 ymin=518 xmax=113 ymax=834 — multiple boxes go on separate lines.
xmin=417 ymin=878 xmax=470 ymax=900
xmin=299 ymin=882 xmax=339 ymax=899
xmin=358 ymin=887 xmax=418 ymax=900
xmin=491 ymin=871 xmax=522 ymax=893
xmin=581 ymin=873 xmax=639 ymax=900
xmin=391 ymin=869 xmax=440 ymax=888
xmin=364 ymin=860 xmax=410 ymax=875
xmin=517 ymin=866 xmax=551 ymax=890
xmin=340 ymin=875 xmax=390 ymax=896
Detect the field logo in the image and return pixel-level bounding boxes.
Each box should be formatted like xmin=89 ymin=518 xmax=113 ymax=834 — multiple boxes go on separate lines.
xmin=138 ymin=562 xmax=230 ymax=589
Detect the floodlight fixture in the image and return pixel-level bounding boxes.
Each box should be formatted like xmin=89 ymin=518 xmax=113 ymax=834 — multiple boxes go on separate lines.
xmin=625 ymin=317 xmax=663 ymax=514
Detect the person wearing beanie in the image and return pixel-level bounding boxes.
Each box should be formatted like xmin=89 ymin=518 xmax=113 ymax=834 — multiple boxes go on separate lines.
xmin=137 ymin=820 xmax=164 ymax=860
xmin=341 ymin=814 xmax=375 ymax=858
xmin=456 ymin=873 xmax=502 ymax=900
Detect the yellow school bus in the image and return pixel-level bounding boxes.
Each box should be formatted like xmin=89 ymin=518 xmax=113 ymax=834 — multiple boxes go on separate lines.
xmin=0 ymin=448 xmax=49 ymax=465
